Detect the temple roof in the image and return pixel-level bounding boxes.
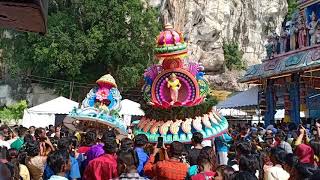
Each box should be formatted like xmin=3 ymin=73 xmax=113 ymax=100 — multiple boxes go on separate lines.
xmin=240 ymin=45 xmax=320 ymax=83
xmin=0 ymin=0 xmax=48 ymax=34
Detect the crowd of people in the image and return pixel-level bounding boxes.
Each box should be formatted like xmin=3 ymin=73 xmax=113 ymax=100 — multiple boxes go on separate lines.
xmin=1 ymin=120 xmax=320 ymax=180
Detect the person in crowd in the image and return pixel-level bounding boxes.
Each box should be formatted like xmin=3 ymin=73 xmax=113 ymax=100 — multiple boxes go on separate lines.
xmin=7 ymin=148 xmax=30 ymax=180
xmin=47 ymin=150 xmax=71 ymax=180
xmin=294 ymin=162 xmax=318 ymax=180
xmin=276 ymin=130 xmax=293 ymax=154
xmin=231 ymin=141 xmax=252 ymax=171
xmin=35 ymin=128 xmax=55 ymax=156
xmin=0 ymin=125 xmax=10 ymax=141
xmin=44 ymin=137 xmax=80 ymax=180
xmin=69 ymin=136 xmax=84 ymax=169
xmin=214 ymin=165 xmax=235 ymax=180
xmin=295 ymin=143 xmax=315 ymax=164
xmin=120 ymin=138 xmax=134 ymax=151
xmin=238 ymin=154 xmax=260 ymax=179
xmin=47 ymin=125 xmax=55 ymax=137
xmin=11 ymin=127 xmax=28 ymax=150
xmin=265 ymin=148 xmax=290 ymax=180
xmin=6 ymin=128 xmax=19 ymax=146
xmin=0 ymin=131 xmax=10 ymax=149
xmin=25 ymin=141 xmax=47 ymax=180
xmin=134 ymin=134 xmax=149 ymax=177
xmin=191 ymin=146 xmax=217 ymax=180
xmin=0 ymin=146 xmax=20 ymax=179
xmin=51 ymin=126 xmax=61 ymax=139
xmin=294 ymin=125 xmax=310 ymax=146
xmin=231 ymin=171 xmax=258 ymax=180
xmin=83 ymin=133 xmax=118 ymax=180
xmin=0 ymin=161 xmax=11 ymax=180
xmin=78 ymin=131 xmax=96 ymax=154
xmin=188 ymin=132 xmax=203 ymax=166
xmin=113 ymin=149 xmax=148 ymax=180
xmin=29 ymin=126 xmax=36 ymax=137
xmin=283 ymin=153 xmax=299 ymax=178
xmin=144 ymin=141 xmax=188 ymax=180
xmin=84 ymin=129 xmax=116 ymax=166
xmin=215 ymin=132 xmax=232 ymax=165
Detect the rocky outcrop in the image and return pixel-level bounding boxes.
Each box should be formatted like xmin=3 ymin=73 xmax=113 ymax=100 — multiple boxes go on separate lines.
xmin=0 ymin=83 xmax=57 ymax=107
xmin=149 ymin=0 xmax=288 ymax=91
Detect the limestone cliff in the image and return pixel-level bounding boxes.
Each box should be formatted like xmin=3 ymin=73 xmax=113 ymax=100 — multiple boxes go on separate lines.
xmin=149 ymin=0 xmax=288 ymax=91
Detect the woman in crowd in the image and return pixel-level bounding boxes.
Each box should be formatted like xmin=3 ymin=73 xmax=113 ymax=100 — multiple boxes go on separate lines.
xmin=215 ymin=165 xmax=235 ymax=180
xmin=7 ymin=148 xmax=30 ymax=180
xmin=25 ymin=141 xmax=47 ymax=180
xmin=264 ymin=148 xmax=290 ymax=180
xmin=114 ymin=149 xmax=147 ymax=180
xmin=191 ymin=146 xmax=217 ymax=180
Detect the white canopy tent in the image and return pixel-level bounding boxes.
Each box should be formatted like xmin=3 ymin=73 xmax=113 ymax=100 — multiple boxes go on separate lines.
xmin=217 ymin=108 xmax=248 ymax=116
xmin=22 ymin=96 xmax=79 ymax=128
xmin=216 ymin=86 xmax=259 ymax=109
xmin=119 ymin=99 xmax=144 ymax=126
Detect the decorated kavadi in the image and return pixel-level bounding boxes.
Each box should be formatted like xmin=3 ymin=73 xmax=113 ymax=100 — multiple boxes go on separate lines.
xmin=64 ymin=74 xmax=127 ymax=136
xmin=136 ymin=24 xmax=228 ymax=143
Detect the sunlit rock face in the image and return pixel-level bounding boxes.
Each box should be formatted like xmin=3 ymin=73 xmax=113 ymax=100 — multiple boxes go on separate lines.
xmin=149 ymin=0 xmax=288 ymax=91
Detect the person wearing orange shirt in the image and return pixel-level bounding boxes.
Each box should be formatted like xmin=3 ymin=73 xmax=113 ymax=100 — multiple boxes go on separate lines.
xmin=144 ymin=141 xmax=188 ymax=180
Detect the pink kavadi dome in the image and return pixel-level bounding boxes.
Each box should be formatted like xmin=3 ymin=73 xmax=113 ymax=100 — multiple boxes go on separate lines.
xmin=156 ymin=24 xmax=184 ymax=46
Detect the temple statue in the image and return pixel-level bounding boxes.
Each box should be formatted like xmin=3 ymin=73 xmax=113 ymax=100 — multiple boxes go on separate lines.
xmin=266 ymin=36 xmax=274 ymax=59
xmin=289 ymin=21 xmax=298 ymax=50
xmin=307 ymin=11 xmax=320 ymax=46
xmin=297 ymin=16 xmax=307 ymax=48
xmin=274 ymin=33 xmax=281 ymax=54
xmin=280 ymin=28 xmax=289 ymax=53
xmin=166 ymin=73 xmax=181 ymax=105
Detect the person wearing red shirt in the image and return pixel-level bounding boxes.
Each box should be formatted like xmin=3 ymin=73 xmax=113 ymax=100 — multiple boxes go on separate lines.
xmin=83 ymin=134 xmax=118 ymax=180
xmin=191 ymin=146 xmax=217 ymax=180
xmin=144 ymin=141 xmax=188 ymax=180
xmin=78 ymin=131 xmax=97 ymax=154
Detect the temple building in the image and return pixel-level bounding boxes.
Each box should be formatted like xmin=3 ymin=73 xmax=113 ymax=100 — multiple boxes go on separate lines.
xmin=240 ymin=0 xmax=320 ymax=126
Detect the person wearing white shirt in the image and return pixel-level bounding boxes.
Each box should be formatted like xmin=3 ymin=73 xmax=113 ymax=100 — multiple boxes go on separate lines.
xmin=265 ymin=148 xmax=290 ymax=180
xmin=0 ymin=132 xmax=10 ymax=149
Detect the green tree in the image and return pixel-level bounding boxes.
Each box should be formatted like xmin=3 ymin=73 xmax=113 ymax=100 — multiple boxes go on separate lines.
xmin=287 ymin=0 xmax=298 ymax=20
xmin=223 ymin=41 xmax=246 ymax=71
xmin=0 ymin=100 xmax=27 ymax=124
xmin=0 ymin=0 xmax=160 ymax=99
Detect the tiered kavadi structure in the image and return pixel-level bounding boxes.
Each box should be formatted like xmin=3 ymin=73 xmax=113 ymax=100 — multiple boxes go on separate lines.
xmin=135 ymin=24 xmax=228 ymax=143
xmin=64 ymin=74 xmax=127 ymax=136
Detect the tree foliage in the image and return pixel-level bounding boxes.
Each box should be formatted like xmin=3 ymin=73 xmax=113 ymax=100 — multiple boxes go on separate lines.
xmin=223 ymin=41 xmax=246 ymax=71
xmin=287 ymin=0 xmax=298 ymax=20
xmin=0 ymin=0 xmax=160 ymax=99
xmin=0 ymin=101 xmax=27 ymax=124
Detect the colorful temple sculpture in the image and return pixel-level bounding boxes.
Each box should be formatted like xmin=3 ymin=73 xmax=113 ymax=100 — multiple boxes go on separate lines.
xmin=0 ymin=0 xmax=48 ymax=34
xmin=135 ymin=24 xmax=228 ymax=143
xmin=64 ymin=74 xmax=127 ymax=136
xmin=241 ymin=0 xmax=320 ymax=126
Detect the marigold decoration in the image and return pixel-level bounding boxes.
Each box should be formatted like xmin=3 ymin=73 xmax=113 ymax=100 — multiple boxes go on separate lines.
xmin=137 ymin=23 xmax=228 ymax=143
